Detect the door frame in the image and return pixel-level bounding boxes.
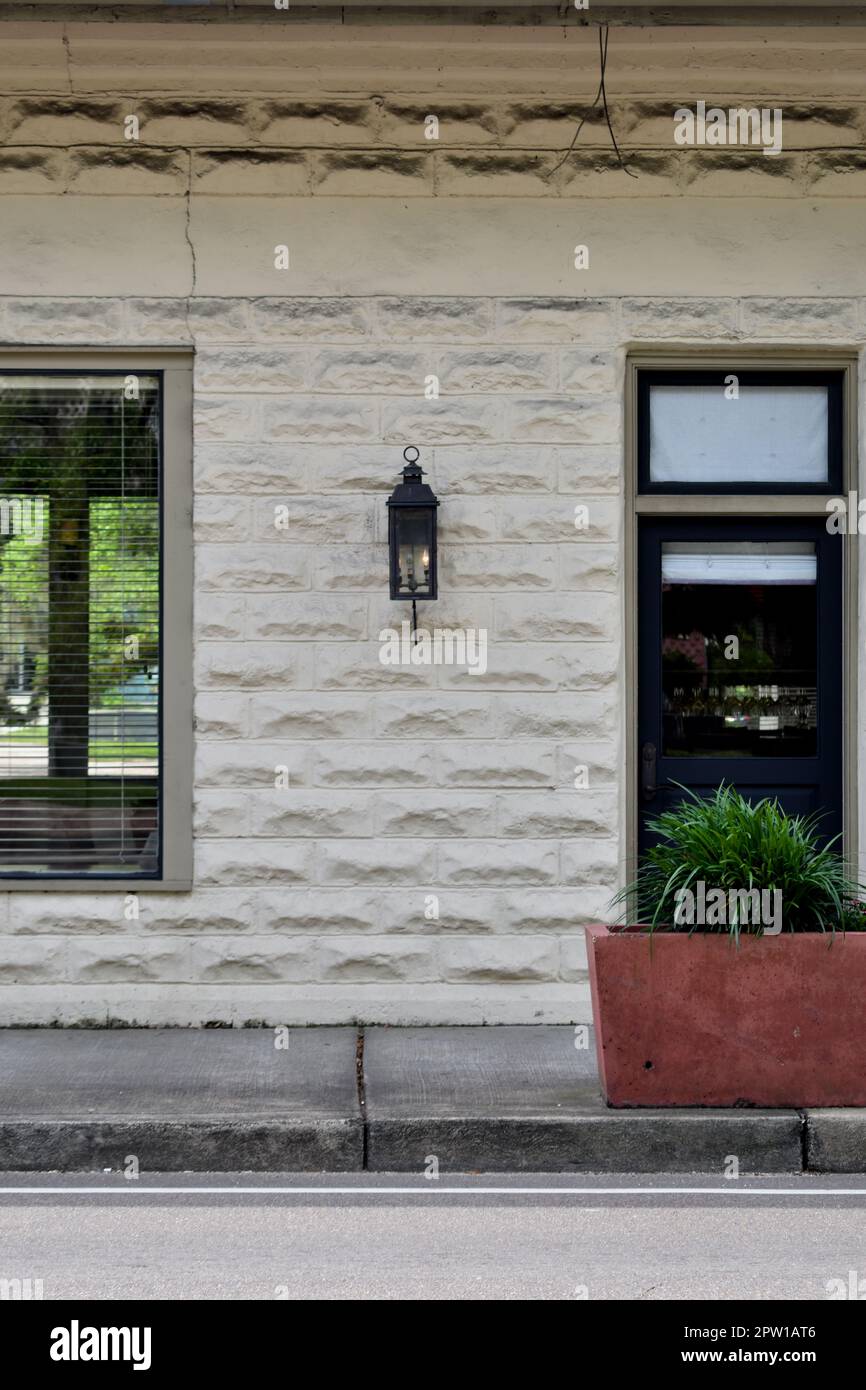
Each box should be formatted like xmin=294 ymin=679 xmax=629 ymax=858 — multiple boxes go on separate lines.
xmin=623 ymin=348 xmax=859 ymax=880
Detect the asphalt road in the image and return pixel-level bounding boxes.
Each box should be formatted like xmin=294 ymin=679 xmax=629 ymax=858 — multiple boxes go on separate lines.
xmin=3 ymin=1173 xmax=866 ymax=1300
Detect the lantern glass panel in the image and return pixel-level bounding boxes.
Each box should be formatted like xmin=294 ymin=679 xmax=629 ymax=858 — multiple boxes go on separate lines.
xmin=394 ymin=508 xmax=433 ymax=598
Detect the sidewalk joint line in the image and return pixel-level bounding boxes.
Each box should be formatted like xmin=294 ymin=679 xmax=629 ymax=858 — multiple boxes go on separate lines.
xmin=355 ymin=1025 xmax=368 ymax=1170
xmin=801 ymin=1109 xmax=812 ymax=1172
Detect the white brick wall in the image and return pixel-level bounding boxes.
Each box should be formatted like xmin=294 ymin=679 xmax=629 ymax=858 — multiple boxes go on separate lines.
xmin=0 ymin=291 xmax=629 ymax=1022
xmin=186 ymin=295 xmax=622 ymax=1021
xmin=2 ymin=287 xmax=859 ymax=1025
xmin=0 ymin=16 xmax=864 ymax=1022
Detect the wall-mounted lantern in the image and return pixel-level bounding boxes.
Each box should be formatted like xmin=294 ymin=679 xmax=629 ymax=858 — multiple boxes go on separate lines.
xmin=387 ymin=447 xmax=439 ymax=615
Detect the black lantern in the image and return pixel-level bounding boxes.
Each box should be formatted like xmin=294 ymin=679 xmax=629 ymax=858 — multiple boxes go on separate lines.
xmin=387 ymin=446 xmax=439 ymax=602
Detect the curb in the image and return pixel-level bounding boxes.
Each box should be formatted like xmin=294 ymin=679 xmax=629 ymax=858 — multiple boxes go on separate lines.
xmin=805 ymin=1111 xmax=866 ymax=1173
xmin=365 ymin=1112 xmax=804 ymax=1174
xmin=0 ymin=1110 xmax=808 ymax=1173
xmin=0 ymin=1119 xmax=364 ymax=1173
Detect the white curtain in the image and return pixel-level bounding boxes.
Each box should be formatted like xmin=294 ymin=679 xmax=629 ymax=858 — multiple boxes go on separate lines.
xmin=650 ymin=384 xmax=828 ymax=484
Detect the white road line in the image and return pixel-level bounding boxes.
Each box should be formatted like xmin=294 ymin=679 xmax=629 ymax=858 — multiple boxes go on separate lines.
xmin=0 ymin=1185 xmax=864 ymax=1196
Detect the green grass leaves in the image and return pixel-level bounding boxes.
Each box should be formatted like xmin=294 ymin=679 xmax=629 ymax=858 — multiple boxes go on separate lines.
xmin=613 ymin=783 xmax=866 ymax=937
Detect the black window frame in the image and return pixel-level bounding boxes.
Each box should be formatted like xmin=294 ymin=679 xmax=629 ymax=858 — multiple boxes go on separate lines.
xmin=637 ymin=368 xmax=845 ymax=496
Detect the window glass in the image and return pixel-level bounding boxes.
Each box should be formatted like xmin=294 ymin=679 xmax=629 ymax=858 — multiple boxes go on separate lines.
xmin=661 ymin=541 xmax=817 ymax=759
xmin=0 ymin=374 xmax=160 ymax=876
xmin=649 ymin=383 xmax=829 ymax=485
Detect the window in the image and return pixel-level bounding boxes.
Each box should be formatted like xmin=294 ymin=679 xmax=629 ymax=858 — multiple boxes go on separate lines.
xmin=660 ymin=540 xmax=818 ymax=759
xmin=0 ymin=356 xmax=191 ymax=887
xmin=637 ymin=369 xmax=843 ymax=493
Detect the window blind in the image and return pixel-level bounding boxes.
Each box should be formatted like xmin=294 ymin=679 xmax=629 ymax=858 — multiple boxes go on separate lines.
xmin=0 ymin=373 xmax=160 ymax=877
xmin=649 ymin=384 xmax=829 ymax=485
xmin=662 ymin=543 xmax=817 ymax=587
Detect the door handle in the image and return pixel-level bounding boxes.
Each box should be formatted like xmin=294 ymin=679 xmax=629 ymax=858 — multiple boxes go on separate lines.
xmin=641 ymin=742 xmax=657 ymax=802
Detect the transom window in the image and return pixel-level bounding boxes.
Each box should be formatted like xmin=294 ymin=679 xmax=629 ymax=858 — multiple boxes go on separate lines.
xmin=637 ymin=369 xmax=843 ymax=493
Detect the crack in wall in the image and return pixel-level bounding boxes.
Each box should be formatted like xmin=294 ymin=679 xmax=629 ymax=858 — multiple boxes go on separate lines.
xmin=183 ymin=148 xmax=197 ymax=342
xmin=61 ymin=26 xmax=73 ymax=96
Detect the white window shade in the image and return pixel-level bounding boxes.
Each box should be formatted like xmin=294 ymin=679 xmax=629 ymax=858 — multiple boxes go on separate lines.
xmin=662 ymin=545 xmax=817 ymax=586
xmin=649 ymin=384 xmax=829 ymax=485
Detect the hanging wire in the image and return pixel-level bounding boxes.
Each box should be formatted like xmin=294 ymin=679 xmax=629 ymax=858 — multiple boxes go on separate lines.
xmin=597 ymin=23 xmax=637 ymax=177
xmin=549 ymin=23 xmax=637 ymax=179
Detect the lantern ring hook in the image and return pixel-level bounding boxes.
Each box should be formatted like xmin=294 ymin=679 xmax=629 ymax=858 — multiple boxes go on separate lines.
xmin=402 ymin=445 xmax=420 ymax=465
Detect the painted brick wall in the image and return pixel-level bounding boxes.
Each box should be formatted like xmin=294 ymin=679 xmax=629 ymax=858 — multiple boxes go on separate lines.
xmin=0 ymin=16 xmax=864 ymax=1023
xmin=0 ymin=291 xmax=625 ymax=1023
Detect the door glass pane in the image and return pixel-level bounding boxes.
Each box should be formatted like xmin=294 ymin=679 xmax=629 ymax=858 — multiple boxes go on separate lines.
xmin=661 ymin=541 xmax=817 ymax=758
xmin=649 ymin=384 xmax=829 ymax=485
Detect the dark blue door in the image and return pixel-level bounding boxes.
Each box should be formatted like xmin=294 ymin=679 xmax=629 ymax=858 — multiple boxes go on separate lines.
xmin=638 ymin=516 xmax=843 ymax=853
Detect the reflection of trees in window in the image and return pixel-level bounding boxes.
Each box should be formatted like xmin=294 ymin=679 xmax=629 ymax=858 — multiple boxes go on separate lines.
xmin=0 ymin=379 xmax=160 ymax=874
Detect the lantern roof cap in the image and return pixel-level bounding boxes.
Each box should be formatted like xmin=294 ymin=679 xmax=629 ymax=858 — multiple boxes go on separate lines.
xmin=387 ymin=447 xmax=440 ymax=507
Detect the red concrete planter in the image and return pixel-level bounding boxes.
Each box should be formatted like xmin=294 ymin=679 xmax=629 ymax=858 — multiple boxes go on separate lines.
xmin=585 ymin=924 xmax=866 ymax=1107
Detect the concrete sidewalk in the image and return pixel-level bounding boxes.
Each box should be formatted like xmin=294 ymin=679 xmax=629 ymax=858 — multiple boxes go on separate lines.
xmin=0 ymin=1026 xmax=861 ymax=1173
